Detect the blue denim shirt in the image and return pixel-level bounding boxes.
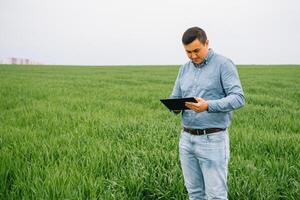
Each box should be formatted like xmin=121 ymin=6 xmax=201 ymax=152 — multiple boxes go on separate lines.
xmin=170 ymin=49 xmax=245 ymax=129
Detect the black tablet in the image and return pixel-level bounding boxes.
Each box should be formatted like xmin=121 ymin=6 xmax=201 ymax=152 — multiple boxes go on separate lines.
xmin=160 ymin=97 xmax=197 ymax=110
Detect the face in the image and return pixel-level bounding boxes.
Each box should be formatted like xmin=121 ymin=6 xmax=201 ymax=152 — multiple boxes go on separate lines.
xmin=184 ymin=39 xmax=209 ymax=64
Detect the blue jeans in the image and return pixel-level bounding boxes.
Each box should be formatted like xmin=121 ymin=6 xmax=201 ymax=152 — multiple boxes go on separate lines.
xmin=179 ymin=129 xmax=230 ymax=200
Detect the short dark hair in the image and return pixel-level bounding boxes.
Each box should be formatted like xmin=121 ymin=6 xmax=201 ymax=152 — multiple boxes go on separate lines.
xmin=182 ymin=27 xmax=207 ymax=45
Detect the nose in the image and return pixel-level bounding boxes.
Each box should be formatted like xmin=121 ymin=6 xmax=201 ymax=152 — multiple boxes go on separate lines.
xmin=191 ymin=53 xmax=197 ymax=59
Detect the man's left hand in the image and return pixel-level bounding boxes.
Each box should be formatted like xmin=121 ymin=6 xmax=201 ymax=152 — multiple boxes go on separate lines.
xmin=185 ymin=97 xmax=208 ymax=112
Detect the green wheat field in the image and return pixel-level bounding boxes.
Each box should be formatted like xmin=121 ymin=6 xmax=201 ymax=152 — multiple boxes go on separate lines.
xmin=0 ymin=65 xmax=299 ymax=199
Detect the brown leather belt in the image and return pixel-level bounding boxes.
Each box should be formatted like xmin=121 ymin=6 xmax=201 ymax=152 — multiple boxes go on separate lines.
xmin=183 ymin=127 xmax=225 ymax=135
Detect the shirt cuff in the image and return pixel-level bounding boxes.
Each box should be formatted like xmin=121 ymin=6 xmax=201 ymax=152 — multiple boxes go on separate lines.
xmin=207 ymin=100 xmax=217 ymax=113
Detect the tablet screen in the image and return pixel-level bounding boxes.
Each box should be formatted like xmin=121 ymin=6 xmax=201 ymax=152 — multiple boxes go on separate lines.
xmin=160 ymin=97 xmax=197 ymax=110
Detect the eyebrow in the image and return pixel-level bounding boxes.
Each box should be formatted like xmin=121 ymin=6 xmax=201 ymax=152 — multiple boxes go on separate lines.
xmin=186 ymin=48 xmax=201 ymax=53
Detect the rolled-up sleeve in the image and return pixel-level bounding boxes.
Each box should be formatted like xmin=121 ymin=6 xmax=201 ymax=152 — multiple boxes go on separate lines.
xmin=207 ymin=60 xmax=245 ymax=112
xmin=169 ymin=66 xmax=183 ymax=99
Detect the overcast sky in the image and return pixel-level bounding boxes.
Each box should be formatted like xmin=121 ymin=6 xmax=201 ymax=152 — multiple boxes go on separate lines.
xmin=0 ymin=0 xmax=299 ymax=65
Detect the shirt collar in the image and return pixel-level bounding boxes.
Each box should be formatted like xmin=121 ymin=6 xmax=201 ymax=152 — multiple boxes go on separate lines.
xmin=193 ymin=48 xmax=214 ymax=68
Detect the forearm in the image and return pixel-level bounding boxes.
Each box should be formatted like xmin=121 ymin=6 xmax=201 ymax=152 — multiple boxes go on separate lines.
xmin=207 ymin=93 xmax=245 ymax=113
xmin=207 ymin=60 xmax=245 ymax=113
xmin=170 ymin=83 xmax=182 ymax=99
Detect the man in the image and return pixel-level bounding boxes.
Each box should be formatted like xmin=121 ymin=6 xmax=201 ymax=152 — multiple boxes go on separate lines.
xmin=170 ymin=27 xmax=245 ymax=200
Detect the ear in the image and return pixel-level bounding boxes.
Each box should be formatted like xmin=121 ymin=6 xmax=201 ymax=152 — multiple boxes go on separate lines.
xmin=205 ymin=40 xmax=209 ymax=47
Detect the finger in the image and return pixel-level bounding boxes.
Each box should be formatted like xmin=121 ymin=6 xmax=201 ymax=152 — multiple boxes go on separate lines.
xmin=186 ymin=102 xmax=197 ymax=106
xmin=186 ymin=102 xmax=199 ymax=108
xmin=188 ymin=104 xmax=199 ymax=111
xmin=185 ymin=103 xmax=192 ymax=109
xmin=196 ymin=97 xmax=203 ymax=102
xmin=185 ymin=102 xmax=193 ymax=107
xmin=188 ymin=104 xmax=198 ymax=110
xmin=186 ymin=103 xmax=197 ymax=109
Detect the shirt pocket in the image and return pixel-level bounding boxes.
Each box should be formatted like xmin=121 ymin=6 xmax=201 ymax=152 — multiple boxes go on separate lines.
xmin=197 ymin=77 xmax=222 ymax=98
xmin=199 ymin=76 xmax=220 ymax=90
